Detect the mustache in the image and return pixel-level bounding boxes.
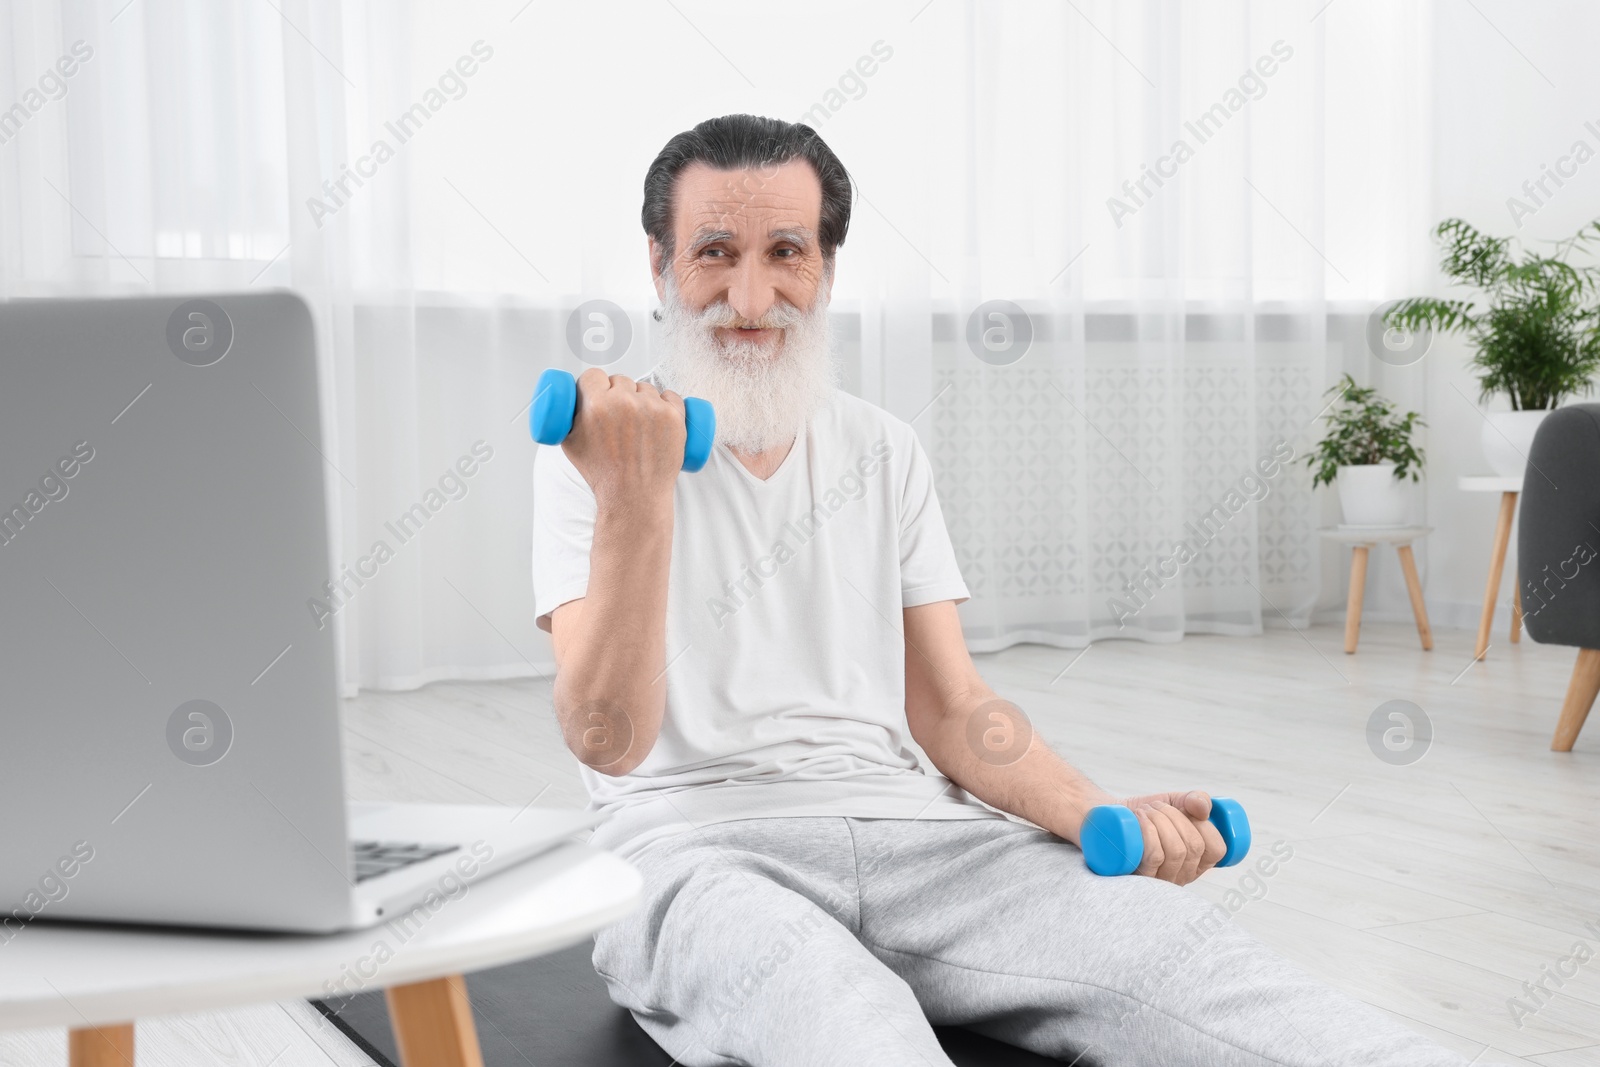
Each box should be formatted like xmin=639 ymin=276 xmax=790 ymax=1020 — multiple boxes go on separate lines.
xmin=692 ymin=299 xmax=808 ymax=331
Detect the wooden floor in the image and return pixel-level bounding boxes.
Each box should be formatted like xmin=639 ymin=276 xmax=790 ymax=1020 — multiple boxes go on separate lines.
xmin=3 ymin=622 xmax=1596 ymax=1065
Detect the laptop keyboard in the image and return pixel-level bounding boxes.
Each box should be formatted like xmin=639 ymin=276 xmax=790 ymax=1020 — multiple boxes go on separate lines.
xmin=351 ymin=840 xmax=459 ymax=883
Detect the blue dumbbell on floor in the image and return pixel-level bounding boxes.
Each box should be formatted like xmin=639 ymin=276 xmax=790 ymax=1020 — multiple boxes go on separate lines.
xmin=1080 ymin=797 xmax=1251 ymax=876
xmin=529 ymin=368 xmax=716 ymax=473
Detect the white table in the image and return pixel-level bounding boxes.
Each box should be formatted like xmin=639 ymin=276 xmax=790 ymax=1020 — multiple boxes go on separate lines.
xmin=1317 ymin=526 xmax=1433 ymax=654
xmin=1458 ymin=475 xmax=1526 ymax=659
xmin=0 ymin=842 xmax=640 ymax=1067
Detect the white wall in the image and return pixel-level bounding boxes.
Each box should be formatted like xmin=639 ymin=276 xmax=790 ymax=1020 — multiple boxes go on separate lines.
xmin=1317 ymin=0 xmax=1600 ymax=639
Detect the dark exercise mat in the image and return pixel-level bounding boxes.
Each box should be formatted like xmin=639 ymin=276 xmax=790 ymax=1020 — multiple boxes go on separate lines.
xmin=312 ymin=939 xmax=1068 ymax=1066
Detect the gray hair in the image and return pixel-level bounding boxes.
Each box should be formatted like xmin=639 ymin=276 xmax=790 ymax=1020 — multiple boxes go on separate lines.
xmin=641 ymin=114 xmax=853 ymax=279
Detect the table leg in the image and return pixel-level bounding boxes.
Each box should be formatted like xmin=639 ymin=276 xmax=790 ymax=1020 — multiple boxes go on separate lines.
xmin=386 ymin=975 xmax=484 ymax=1067
xmin=1511 ymin=572 xmax=1523 ymax=643
xmin=1396 ymin=543 xmax=1433 ymax=651
xmin=1474 ymin=491 xmax=1518 ymax=660
xmin=69 ymin=1024 xmax=133 ymax=1067
xmin=1345 ymin=545 xmax=1369 ymax=654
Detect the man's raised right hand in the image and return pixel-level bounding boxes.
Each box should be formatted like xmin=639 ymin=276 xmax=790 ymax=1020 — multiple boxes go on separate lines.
xmin=561 ymin=368 xmax=688 ymax=509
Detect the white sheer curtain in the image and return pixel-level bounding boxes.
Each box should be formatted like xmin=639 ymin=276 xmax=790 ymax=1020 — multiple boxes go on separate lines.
xmin=0 ymin=0 xmax=1434 ymax=691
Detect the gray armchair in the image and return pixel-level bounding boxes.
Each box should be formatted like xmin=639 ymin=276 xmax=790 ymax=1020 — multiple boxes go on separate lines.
xmin=1517 ymin=402 xmax=1600 ymax=750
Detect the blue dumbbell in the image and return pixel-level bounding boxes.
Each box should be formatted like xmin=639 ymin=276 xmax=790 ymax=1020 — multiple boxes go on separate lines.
xmin=1080 ymin=797 xmax=1250 ymax=876
xmin=529 ymin=368 xmax=716 ymax=473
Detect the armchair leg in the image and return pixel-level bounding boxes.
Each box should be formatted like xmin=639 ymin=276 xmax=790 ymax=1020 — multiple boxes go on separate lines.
xmin=1552 ymin=648 xmax=1600 ymax=752
xmin=1511 ymin=578 xmax=1523 ymax=644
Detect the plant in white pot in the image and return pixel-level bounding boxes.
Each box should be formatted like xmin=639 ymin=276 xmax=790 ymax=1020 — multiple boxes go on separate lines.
xmin=1386 ymin=218 xmax=1600 ymax=476
xmin=1305 ymin=374 xmax=1425 ymax=527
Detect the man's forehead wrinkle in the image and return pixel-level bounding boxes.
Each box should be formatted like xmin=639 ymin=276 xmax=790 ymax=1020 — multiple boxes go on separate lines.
xmin=686 ymin=191 xmax=813 ymax=219
xmin=683 ymin=210 xmax=817 ymax=241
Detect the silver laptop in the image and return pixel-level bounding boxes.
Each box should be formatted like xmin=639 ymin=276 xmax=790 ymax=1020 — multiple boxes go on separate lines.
xmin=0 ymin=291 xmax=597 ymax=933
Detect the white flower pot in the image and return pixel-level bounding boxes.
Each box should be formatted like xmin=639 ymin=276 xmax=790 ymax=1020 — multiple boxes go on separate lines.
xmin=1480 ymin=409 xmax=1550 ymax=478
xmin=1335 ymin=464 xmax=1411 ymax=526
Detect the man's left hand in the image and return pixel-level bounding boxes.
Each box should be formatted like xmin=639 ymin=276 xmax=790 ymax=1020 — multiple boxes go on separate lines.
xmin=1118 ymin=790 xmax=1228 ymax=885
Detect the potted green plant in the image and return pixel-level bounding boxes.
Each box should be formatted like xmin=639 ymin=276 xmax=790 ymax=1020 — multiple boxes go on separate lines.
xmin=1305 ymin=374 xmax=1426 ymax=526
xmin=1385 ymin=218 xmax=1600 ymax=476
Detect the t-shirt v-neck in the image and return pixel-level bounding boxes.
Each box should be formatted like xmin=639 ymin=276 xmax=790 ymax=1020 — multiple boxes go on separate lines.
xmin=716 ymin=420 xmax=804 ymax=488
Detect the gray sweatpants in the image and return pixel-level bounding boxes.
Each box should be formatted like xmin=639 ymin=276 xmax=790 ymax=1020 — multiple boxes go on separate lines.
xmin=592 ymin=815 xmax=1475 ymax=1067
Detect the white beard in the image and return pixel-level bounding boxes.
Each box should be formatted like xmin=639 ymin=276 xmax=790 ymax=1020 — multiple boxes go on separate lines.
xmin=653 ymin=273 xmax=838 ymax=456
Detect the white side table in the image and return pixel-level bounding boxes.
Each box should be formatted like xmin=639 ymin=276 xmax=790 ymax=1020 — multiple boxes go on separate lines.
xmin=1318 ymin=526 xmax=1433 ymax=654
xmin=0 ymin=842 xmax=639 ymax=1067
xmin=1459 ymin=475 xmax=1526 ymax=659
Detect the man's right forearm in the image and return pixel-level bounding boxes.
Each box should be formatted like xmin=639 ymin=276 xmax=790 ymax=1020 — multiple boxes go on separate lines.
xmin=553 ymin=494 xmax=674 ymax=775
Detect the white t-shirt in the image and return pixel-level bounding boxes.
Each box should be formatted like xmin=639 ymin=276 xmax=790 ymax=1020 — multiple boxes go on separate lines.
xmin=531 ymin=386 xmax=1006 ymax=859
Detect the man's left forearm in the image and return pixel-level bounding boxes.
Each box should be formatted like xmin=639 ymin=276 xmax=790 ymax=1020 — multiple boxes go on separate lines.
xmin=913 ymin=687 xmax=1117 ymax=846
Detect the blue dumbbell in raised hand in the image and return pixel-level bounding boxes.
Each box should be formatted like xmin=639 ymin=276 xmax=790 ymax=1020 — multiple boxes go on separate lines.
xmin=1080 ymin=796 xmax=1251 ymax=876
xmin=529 ymin=368 xmax=716 ymax=472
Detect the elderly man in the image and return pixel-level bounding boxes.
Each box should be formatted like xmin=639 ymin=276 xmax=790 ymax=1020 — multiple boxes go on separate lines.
xmin=531 ymin=114 xmax=1470 ymax=1067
